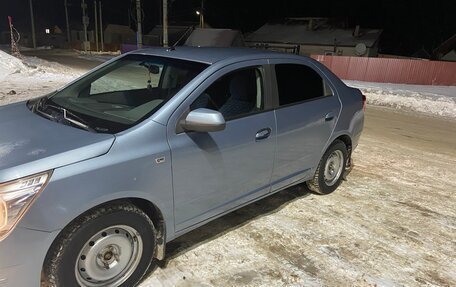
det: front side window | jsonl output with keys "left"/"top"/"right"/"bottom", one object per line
{"left": 31, "top": 54, "right": 208, "bottom": 133}
{"left": 275, "top": 64, "right": 332, "bottom": 106}
{"left": 190, "top": 67, "right": 264, "bottom": 120}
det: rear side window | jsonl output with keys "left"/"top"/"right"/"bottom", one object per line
{"left": 275, "top": 64, "right": 331, "bottom": 106}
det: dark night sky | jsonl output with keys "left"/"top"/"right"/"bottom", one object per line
{"left": 1, "top": 0, "right": 455, "bottom": 56}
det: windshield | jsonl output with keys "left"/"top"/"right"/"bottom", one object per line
{"left": 31, "top": 54, "right": 208, "bottom": 133}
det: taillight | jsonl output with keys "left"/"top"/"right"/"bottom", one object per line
{"left": 362, "top": 94, "right": 366, "bottom": 111}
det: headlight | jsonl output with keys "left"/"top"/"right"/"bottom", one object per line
{"left": 0, "top": 171, "right": 52, "bottom": 241}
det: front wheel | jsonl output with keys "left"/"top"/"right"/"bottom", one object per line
{"left": 43, "top": 202, "right": 156, "bottom": 287}
{"left": 307, "top": 140, "right": 348, "bottom": 195}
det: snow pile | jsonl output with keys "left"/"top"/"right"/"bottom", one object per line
{"left": 0, "top": 50, "right": 83, "bottom": 105}
{"left": 346, "top": 80, "right": 456, "bottom": 119}
{"left": 0, "top": 50, "right": 30, "bottom": 80}
{"left": 0, "top": 49, "right": 81, "bottom": 81}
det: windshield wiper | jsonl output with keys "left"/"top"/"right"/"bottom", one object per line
{"left": 37, "top": 103, "right": 97, "bottom": 133}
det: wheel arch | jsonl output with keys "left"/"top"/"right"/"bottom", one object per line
{"left": 128, "top": 198, "right": 166, "bottom": 260}
{"left": 334, "top": 134, "right": 352, "bottom": 153}
{"left": 331, "top": 134, "right": 354, "bottom": 178}
{"left": 307, "top": 135, "right": 351, "bottom": 195}
{"left": 43, "top": 197, "right": 167, "bottom": 270}
{"left": 323, "top": 133, "right": 353, "bottom": 167}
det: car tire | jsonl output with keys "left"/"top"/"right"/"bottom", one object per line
{"left": 307, "top": 140, "right": 348, "bottom": 195}
{"left": 43, "top": 202, "right": 156, "bottom": 287}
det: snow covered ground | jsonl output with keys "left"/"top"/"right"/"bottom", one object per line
{"left": 0, "top": 49, "right": 82, "bottom": 81}
{"left": 0, "top": 49, "right": 84, "bottom": 105}
{"left": 345, "top": 80, "right": 456, "bottom": 120}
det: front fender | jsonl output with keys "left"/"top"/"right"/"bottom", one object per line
{"left": 17, "top": 123, "right": 174, "bottom": 241}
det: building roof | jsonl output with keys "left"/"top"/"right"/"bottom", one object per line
{"left": 433, "top": 34, "right": 456, "bottom": 58}
{"left": 184, "top": 28, "right": 244, "bottom": 47}
{"left": 245, "top": 23, "right": 382, "bottom": 48}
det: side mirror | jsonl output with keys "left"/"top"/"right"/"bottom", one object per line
{"left": 181, "top": 108, "right": 226, "bottom": 132}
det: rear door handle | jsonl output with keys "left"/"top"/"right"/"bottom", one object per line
{"left": 325, "top": 112, "right": 335, "bottom": 121}
{"left": 255, "top": 128, "right": 272, "bottom": 141}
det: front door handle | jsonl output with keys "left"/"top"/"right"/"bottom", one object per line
{"left": 255, "top": 128, "right": 272, "bottom": 141}
{"left": 325, "top": 112, "right": 335, "bottom": 121}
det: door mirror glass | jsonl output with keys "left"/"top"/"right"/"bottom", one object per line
{"left": 181, "top": 108, "right": 226, "bottom": 132}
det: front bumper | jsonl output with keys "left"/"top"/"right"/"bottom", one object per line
{"left": 0, "top": 226, "right": 59, "bottom": 287}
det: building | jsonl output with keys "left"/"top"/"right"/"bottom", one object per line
{"left": 184, "top": 28, "right": 244, "bottom": 47}
{"left": 103, "top": 24, "right": 136, "bottom": 46}
{"left": 245, "top": 18, "right": 382, "bottom": 57}
{"left": 146, "top": 25, "right": 193, "bottom": 46}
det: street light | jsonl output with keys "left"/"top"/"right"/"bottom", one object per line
{"left": 196, "top": 9, "right": 204, "bottom": 28}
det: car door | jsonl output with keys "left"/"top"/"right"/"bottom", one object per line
{"left": 269, "top": 60, "right": 342, "bottom": 191}
{"left": 167, "top": 61, "right": 276, "bottom": 232}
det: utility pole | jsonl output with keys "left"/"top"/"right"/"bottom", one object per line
{"left": 29, "top": 0, "right": 36, "bottom": 48}
{"left": 136, "top": 0, "right": 143, "bottom": 49}
{"left": 99, "top": 1, "right": 104, "bottom": 51}
{"left": 158, "top": 0, "right": 162, "bottom": 45}
{"left": 64, "top": 0, "right": 71, "bottom": 42}
{"left": 81, "top": 0, "right": 89, "bottom": 51}
{"left": 163, "top": 0, "right": 168, "bottom": 47}
{"left": 201, "top": 0, "right": 204, "bottom": 29}
{"left": 94, "top": 1, "right": 99, "bottom": 51}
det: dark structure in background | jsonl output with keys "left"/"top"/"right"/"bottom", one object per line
{"left": 0, "top": 0, "right": 455, "bottom": 58}
{"left": 245, "top": 18, "right": 382, "bottom": 57}
{"left": 433, "top": 34, "right": 456, "bottom": 61}
{"left": 185, "top": 28, "right": 244, "bottom": 47}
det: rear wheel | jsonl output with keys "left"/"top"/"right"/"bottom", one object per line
{"left": 307, "top": 140, "right": 348, "bottom": 195}
{"left": 43, "top": 202, "right": 156, "bottom": 287}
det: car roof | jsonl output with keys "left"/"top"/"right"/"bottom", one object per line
{"left": 130, "top": 46, "right": 305, "bottom": 65}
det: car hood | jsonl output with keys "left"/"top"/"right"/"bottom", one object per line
{"left": 0, "top": 102, "right": 115, "bottom": 183}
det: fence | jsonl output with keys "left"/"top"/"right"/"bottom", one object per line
{"left": 311, "top": 55, "right": 456, "bottom": 86}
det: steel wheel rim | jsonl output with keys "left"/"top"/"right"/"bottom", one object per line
{"left": 324, "top": 150, "right": 344, "bottom": 186}
{"left": 75, "top": 225, "right": 143, "bottom": 287}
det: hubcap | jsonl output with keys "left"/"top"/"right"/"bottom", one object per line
{"left": 323, "top": 150, "right": 344, "bottom": 186}
{"left": 75, "top": 225, "right": 143, "bottom": 287}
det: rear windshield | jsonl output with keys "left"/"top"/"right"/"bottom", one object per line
{"left": 40, "top": 54, "right": 208, "bottom": 133}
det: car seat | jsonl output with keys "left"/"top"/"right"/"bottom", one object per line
{"left": 219, "top": 71, "right": 256, "bottom": 118}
